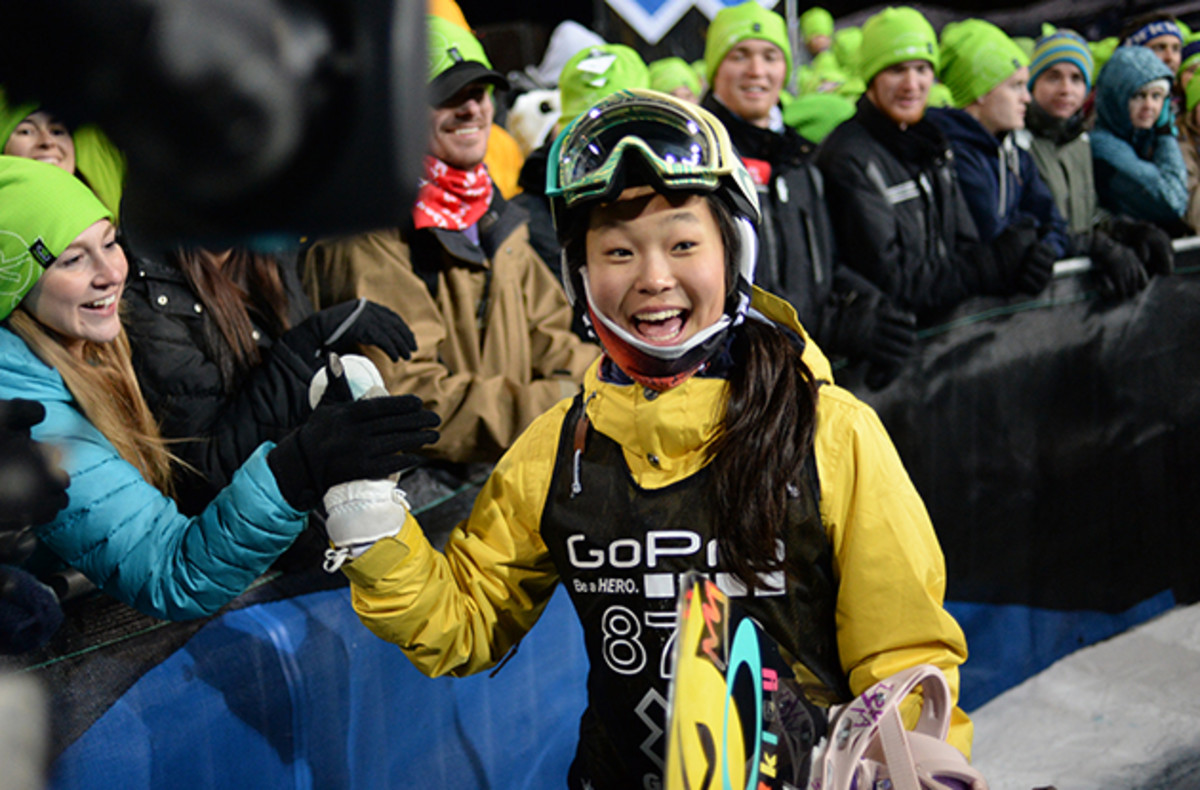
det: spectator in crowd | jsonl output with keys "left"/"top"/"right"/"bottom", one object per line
{"left": 430, "top": 0, "right": 525, "bottom": 199}
{"left": 1177, "top": 73, "right": 1200, "bottom": 230}
{"left": 1121, "top": 12, "right": 1184, "bottom": 76}
{"left": 516, "top": 44, "right": 650, "bottom": 282}
{"left": 648, "top": 57, "right": 702, "bottom": 104}
{"left": 0, "top": 155, "right": 439, "bottom": 620}
{"left": 800, "top": 6, "right": 834, "bottom": 58}
{"left": 1092, "top": 46, "right": 1189, "bottom": 233}
{"left": 1019, "top": 30, "right": 1174, "bottom": 298}
{"left": 317, "top": 91, "right": 972, "bottom": 788}
{"left": 303, "top": 17, "right": 599, "bottom": 465}
{"left": 1, "top": 94, "right": 425, "bottom": 516}
{"left": 0, "top": 90, "right": 125, "bottom": 219}
{"left": 816, "top": 7, "right": 1049, "bottom": 324}
{"left": 122, "top": 247, "right": 419, "bottom": 514}
{"left": 703, "top": 0, "right": 918, "bottom": 388}
{"left": 930, "top": 17, "right": 1067, "bottom": 292}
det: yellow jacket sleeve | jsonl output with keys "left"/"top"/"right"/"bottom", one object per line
{"left": 815, "top": 384, "right": 974, "bottom": 758}
{"left": 341, "top": 399, "right": 572, "bottom": 676}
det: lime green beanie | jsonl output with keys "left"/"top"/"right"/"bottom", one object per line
{"left": 800, "top": 7, "right": 834, "bottom": 40}
{"left": 559, "top": 45, "right": 650, "bottom": 127}
{"left": 832, "top": 26, "right": 863, "bottom": 74}
{"left": 648, "top": 57, "right": 702, "bottom": 99}
{"left": 0, "top": 156, "right": 113, "bottom": 320}
{"left": 1187, "top": 66, "right": 1200, "bottom": 114}
{"left": 859, "top": 7, "right": 938, "bottom": 84}
{"left": 784, "top": 92, "right": 856, "bottom": 142}
{"left": 926, "top": 81, "right": 955, "bottom": 107}
{"left": 704, "top": 1, "right": 792, "bottom": 86}
{"left": 1090, "top": 37, "right": 1119, "bottom": 77}
{"left": 939, "top": 19, "right": 1029, "bottom": 108}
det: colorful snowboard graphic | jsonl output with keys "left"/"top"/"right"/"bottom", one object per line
{"left": 665, "top": 573, "right": 819, "bottom": 790}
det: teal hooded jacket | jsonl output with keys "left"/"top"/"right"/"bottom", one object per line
{"left": 1091, "top": 46, "right": 1188, "bottom": 226}
{"left": 0, "top": 327, "right": 306, "bottom": 620}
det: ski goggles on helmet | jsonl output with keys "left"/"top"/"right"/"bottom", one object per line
{"left": 546, "top": 89, "right": 756, "bottom": 219}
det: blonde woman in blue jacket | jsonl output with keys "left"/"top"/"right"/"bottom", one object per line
{"left": 319, "top": 92, "right": 971, "bottom": 789}
{"left": 0, "top": 156, "right": 439, "bottom": 621}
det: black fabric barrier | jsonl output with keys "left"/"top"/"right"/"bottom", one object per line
{"left": 854, "top": 251, "right": 1200, "bottom": 613}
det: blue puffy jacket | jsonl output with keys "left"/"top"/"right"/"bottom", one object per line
{"left": 928, "top": 107, "right": 1069, "bottom": 259}
{"left": 0, "top": 327, "right": 306, "bottom": 620}
{"left": 1091, "top": 46, "right": 1188, "bottom": 226}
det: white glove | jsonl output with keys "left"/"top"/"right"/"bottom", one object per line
{"left": 321, "top": 479, "right": 411, "bottom": 572}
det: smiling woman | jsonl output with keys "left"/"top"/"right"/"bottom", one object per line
{"left": 0, "top": 155, "right": 440, "bottom": 625}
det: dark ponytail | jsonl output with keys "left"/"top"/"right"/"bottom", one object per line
{"left": 704, "top": 196, "right": 820, "bottom": 590}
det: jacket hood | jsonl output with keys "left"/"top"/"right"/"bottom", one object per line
{"left": 0, "top": 325, "right": 72, "bottom": 404}
{"left": 1095, "top": 46, "right": 1173, "bottom": 140}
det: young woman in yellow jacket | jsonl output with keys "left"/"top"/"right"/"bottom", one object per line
{"left": 320, "top": 90, "right": 972, "bottom": 789}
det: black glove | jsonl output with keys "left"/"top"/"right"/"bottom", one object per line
{"left": 1016, "top": 240, "right": 1057, "bottom": 295}
{"left": 280, "top": 298, "right": 417, "bottom": 364}
{"left": 822, "top": 290, "right": 918, "bottom": 391}
{"left": 1106, "top": 216, "right": 1175, "bottom": 276}
{"left": 267, "top": 360, "right": 440, "bottom": 510}
{"left": 1090, "top": 230, "right": 1149, "bottom": 299}
{"left": 0, "top": 565, "right": 63, "bottom": 655}
{"left": 0, "top": 399, "right": 69, "bottom": 533}
{"left": 974, "top": 218, "right": 1039, "bottom": 295}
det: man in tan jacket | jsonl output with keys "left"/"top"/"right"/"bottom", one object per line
{"left": 303, "top": 17, "right": 599, "bottom": 465}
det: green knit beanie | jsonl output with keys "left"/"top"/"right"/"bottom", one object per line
{"left": 939, "top": 19, "right": 1029, "bottom": 108}
{"left": 783, "top": 92, "right": 856, "bottom": 142}
{"left": 1090, "top": 37, "right": 1119, "bottom": 77}
{"left": 559, "top": 45, "right": 651, "bottom": 127}
{"left": 1187, "top": 67, "right": 1200, "bottom": 114}
{"left": 704, "top": 1, "right": 793, "bottom": 86}
{"left": 0, "top": 156, "right": 112, "bottom": 320}
{"left": 800, "top": 7, "right": 834, "bottom": 40}
{"left": 648, "top": 57, "right": 703, "bottom": 99}
{"left": 832, "top": 26, "right": 863, "bottom": 74}
{"left": 859, "top": 7, "right": 938, "bottom": 84}
{"left": 927, "top": 81, "right": 955, "bottom": 107}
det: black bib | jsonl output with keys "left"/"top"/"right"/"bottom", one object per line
{"left": 541, "top": 393, "right": 849, "bottom": 789}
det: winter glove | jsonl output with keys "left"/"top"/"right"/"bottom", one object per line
{"left": 0, "top": 400, "right": 69, "bottom": 533}
{"left": 1090, "top": 230, "right": 1149, "bottom": 299}
{"left": 267, "top": 357, "right": 440, "bottom": 511}
{"left": 1105, "top": 216, "right": 1175, "bottom": 276}
{"left": 972, "top": 217, "right": 1039, "bottom": 295}
{"left": 1016, "top": 240, "right": 1057, "bottom": 295}
{"left": 321, "top": 480, "right": 412, "bottom": 572}
{"left": 822, "top": 290, "right": 918, "bottom": 368}
{"left": 0, "top": 565, "right": 63, "bottom": 655}
{"left": 279, "top": 297, "right": 417, "bottom": 364}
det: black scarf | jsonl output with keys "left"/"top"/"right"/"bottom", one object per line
{"left": 1025, "top": 100, "right": 1087, "bottom": 146}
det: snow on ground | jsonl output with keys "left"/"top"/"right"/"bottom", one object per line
{"left": 970, "top": 603, "right": 1200, "bottom": 790}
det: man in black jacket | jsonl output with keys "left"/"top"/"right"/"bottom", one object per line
{"left": 815, "top": 6, "right": 1049, "bottom": 323}
{"left": 701, "top": 1, "right": 916, "bottom": 388}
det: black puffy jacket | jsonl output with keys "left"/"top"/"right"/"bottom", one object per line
{"left": 123, "top": 254, "right": 315, "bottom": 514}
{"left": 815, "top": 97, "right": 988, "bottom": 320}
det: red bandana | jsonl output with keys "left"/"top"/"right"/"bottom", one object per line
{"left": 412, "top": 156, "right": 494, "bottom": 231}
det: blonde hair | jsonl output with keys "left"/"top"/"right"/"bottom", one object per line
{"left": 8, "top": 308, "right": 176, "bottom": 496}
